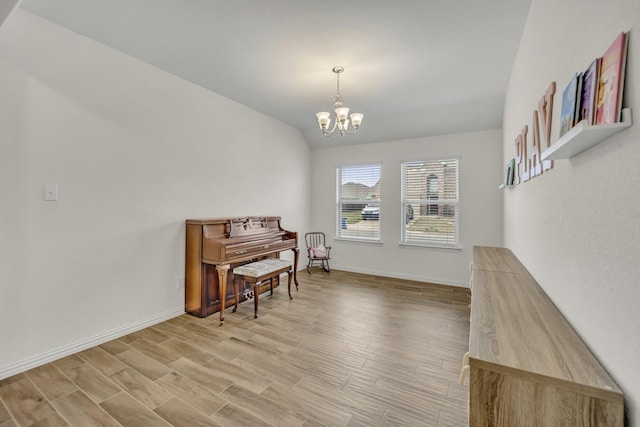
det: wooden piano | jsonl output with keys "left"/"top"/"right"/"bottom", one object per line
{"left": 185, "top": 216, "right": 299, "bottom": 323}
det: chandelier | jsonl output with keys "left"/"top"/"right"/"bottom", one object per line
{"left": 316, "top": 66, "right": 364, "bottom": 137}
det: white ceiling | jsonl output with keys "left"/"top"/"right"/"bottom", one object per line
{"left": 17, "top": 0, "right": 531, "bottom": 147}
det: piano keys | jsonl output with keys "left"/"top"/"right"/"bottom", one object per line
{"left": 185, "top": 216, "right": 299, "bottom": 323}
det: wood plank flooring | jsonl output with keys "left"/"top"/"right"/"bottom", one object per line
{"left": 0, "top": 270, "right": 471, "bottom": 426}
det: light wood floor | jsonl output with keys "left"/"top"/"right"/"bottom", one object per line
{"left": 0, "top": 270, "right": 471, "bottom": 427}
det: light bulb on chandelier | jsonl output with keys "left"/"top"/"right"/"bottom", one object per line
{"left": 316, "top": 66, "right": 364, "bottom": 137}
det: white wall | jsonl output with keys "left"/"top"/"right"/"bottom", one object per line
{"left": 0, "top": 9, "right": 310, "bottom": 377}
{"left": 503, "top": 0, "right": 640, "bottom": 423}
{"left": 310, "top": 129, "right": 504, "bottom": 286}
{"left": 0, "top": 0, "right": 19, "bottom": 26}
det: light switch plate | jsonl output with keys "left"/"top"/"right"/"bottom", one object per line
{"left": 44, "top": 184, "right": 58, "bottom": 201}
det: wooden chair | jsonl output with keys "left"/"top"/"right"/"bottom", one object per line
{"left": 305, "top": 232, "right": 331, "bottom": 273}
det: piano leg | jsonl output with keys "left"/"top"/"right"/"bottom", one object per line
{"left": 216, "top": 264, "right": 230, "bottom": 325}
{"left": 253, "top": 283, "right": 259, "bottom": 318}
{"left": 292, "top": 247, "right": 300, "bottom": 290}
{"left": 232, "top": 276, "right": 239, "bottom": 314}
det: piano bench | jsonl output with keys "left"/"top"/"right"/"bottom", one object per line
{"left": 232, "top": 259, "right": 293, "bottom": 319}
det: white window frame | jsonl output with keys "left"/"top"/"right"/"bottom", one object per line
{"left": 401, "top": 158, "right": 460, "bottom": 249}
{"left": 336, "top": 163, "right": 382, "bottom": 242}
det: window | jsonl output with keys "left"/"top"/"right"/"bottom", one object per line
{"left": 401, "top": 159, "right": 459, "bottom": 248}
{"left": 336, "top": 164, "right": 381, "bottom": 241}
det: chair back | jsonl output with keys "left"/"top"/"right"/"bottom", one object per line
{"left": 305, "top": 232, "right": 326, "bottom": 252}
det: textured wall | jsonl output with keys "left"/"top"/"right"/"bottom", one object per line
{"left": 0, "top": 9, "right": 310, "bottom": 376}
{"left": 311, "top": 129, "right": 504, "bottom": 286}
{"left": 503, "top": 0, "right": 640, "bottom": 423}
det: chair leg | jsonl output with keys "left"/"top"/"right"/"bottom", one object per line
{"left": 307, "top": 259, "right": 312, "bottom": 274}
{"left": 323, "top": 260, "right": 330, "bottom": 273}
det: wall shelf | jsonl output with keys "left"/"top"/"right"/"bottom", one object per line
{"left": 541, "top": 108, "right": 632, "bottom": 160}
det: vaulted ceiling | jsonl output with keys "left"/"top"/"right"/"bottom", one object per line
{"left": 15, "top": 0, "right": 532, "bottom": 147}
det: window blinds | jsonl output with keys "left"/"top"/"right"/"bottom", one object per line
{"left": 401, "top": 159, "right": 459, "bottom": 248}
{"left": 337, "top": 164, "right": 381, "bottom": 241}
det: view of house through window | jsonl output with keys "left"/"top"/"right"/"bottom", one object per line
{"left": 401, "top": 159, "right": 459, "bottom": 248}
{"left": 336, "top": 164, "right": 381, "bottom": 241}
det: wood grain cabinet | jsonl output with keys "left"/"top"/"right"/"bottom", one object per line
{"left": 468, "top": 246, "right": 623, "bottom": 426}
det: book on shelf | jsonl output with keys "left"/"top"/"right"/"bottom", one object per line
{"left": 559, "top": 73, "right": 581, "bottom": 137}
{"left": 508, "top": 158, "right": 515, "bottom": 186}
{"left": 580, "top": 58, "right": 600, "bottom": 125}
{"left": 503, "top": 159, "right": 515, "bottom": 187}
{"left": 573, "top": 72, "right": 583, "bottom": 126}
{"left": 596, "top": 31, "right": 629, "bottom": 125}
{"left": 504, "top": 164, "right": 511, "bottom": 187}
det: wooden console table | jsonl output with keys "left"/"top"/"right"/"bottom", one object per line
{"left": 469, "top": 246, "right": 623, "bottom": 426}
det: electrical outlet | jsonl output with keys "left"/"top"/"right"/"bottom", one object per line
{"left": 44, "top": 184, "right": 59, "bottom": 201}
{"left": 177, "top": 276, "right": 185, "bottom": 289}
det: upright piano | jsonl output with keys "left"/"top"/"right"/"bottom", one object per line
{"left": 185, "top": 216, "right": 299, "bottom": 322}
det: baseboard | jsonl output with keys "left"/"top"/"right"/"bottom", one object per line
{"left": 330, "top": 264, "right": 469, "bottom": 288}
{"left": 0, "top": 306, "right": 185, "bottom": 380}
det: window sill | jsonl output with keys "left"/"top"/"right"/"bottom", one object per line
{"left": 334, "top": 237, "right": 383, "bottom": 245}
{"left": 399, "top": 242, "right": 462, "bottom": 251}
